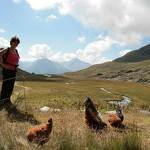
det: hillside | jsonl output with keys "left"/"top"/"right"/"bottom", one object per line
{"left": 0, "top": 68, "right": 68, "bottom": 82}
{"left": 19, "top": 58, "right": 68, "bottom": 74}
{"left": 65, "top": 44, "right": 150, "bottom": 84}
{"left": 114, "top": 44, "right": 150, "bottom": 62}
{"left": 16, "top": 68, "right": 48, "bottom": 81}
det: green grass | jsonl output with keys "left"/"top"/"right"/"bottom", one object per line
{"left": 0, "top": 110, "right": 149, "bottom": 150}
{"left": 0, "top": 79, "right": 150, "bottom": 149}
{"left": 13, "top": 79, "right": 150, "bottom": 110}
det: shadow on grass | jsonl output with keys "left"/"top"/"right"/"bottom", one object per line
{"left": 5, "top": 104, "right": 40, "bottom": 125}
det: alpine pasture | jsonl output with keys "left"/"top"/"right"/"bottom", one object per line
{"left": 0, "top": 79, "right": 150, "bottom": 150}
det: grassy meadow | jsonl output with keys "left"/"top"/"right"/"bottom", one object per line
{"left": 0, "top": 79, "right": 150, "bottom": 150}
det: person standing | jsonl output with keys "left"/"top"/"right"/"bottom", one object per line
{"left": 0, "top": 36, "right": 20, "bottom": 109}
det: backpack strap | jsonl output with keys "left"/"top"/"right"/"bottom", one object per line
{"left": 15, "top": 49, "right": 20, "bottom": 59}
{"left": 2, "top": 47, "right": 10, "bottom": 64}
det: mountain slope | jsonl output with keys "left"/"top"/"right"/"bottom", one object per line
{"left": 65, "top": 60, "right": 150, "bottom": 83}
{"left": 20, "top": 58, "right": 69, "bottom": 74}
{"left": 0, "top": 67, "right": 48, "bottom": 81}
{"left": 114, "top": 44, "right": 150, "bottom": 62}
{"left": 65, "top": 44, "right": 150, "bottom": 83}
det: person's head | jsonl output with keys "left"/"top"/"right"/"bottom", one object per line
{"left": 10, "top": 36, "right": 20, "bottom": 49}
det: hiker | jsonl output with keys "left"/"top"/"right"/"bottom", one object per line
{"left": 0, "top": 36, "right": 20, "bottom": 109}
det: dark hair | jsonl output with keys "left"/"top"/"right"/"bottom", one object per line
{"left": 10, "top": 36, "right": 20, "bottom": 44}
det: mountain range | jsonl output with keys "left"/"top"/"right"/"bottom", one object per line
{"left": 19, "top": 58, "right": 91, "bottom": 74}
{"left": 65, "top": 44, "right": 150, "bottom": 84}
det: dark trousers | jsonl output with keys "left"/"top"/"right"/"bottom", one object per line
{"left": 0, "top": 68, "right": 16, "bottom": 104}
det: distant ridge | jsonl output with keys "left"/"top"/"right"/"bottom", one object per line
{"left": 19, "top": 58, "right": 91, "bottom": 74}
{"left": 114, "top": 44, "right": 150, "bottom": 62}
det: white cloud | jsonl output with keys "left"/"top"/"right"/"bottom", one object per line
{"left": 25, "top": 0, "right": 60, "bottom": 10}
{"left": 27, "top": 36, "right": 116, "bottom": 64}
{"left": 78, "top": 35, "right": 86, "bottom": 43}
{"left": 20, "top": 55, "right": 36, "bottom": 62}
{"left": 0, "top": 28, "right": 6, "bottom": 33}
{"left": 0, "top": 37, "right": 9, "bottom": 48}
{"left": 58, "top": 0, "right": 150, "bottom": 45}
{"left": 47, "top": 14, "right": 58, "bottom": 21}
{"left": 76, "top": 36, "right": 117, "bottom": 64}
{"left": 25, "top": 0, "right": 150, "bottom": 45}
{"left": 50, "top": 52, "right": 76, "bottom": 62}
{"left": 119, "top": 49, "right": 132, "bottom": 56}
{"left": 95, "top": 57, "right": 112, "bottom": 64}
{"left": 28, "top": 44, "right": 53, "bottom": 59}
{"left": 50, "top": 36, "right": 117, "bottom": 64}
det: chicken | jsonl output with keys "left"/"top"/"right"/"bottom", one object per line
{"left": 27, "top": 118, "right": 52, "bottom": 145}
{"left": 108, "top": 105, "right": 124, "bottom": 128}
{"left": 84, "top": 97, "right": 107, "bottom": 132}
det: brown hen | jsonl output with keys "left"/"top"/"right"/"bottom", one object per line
{"left": 27, "top": 118, "right": 52, "bottom": 145}
{"left": 84, "top": 97, "right": 107, "bottom": 132}
{"left": 108, "top": 105, "right": 124, "bottom": 128}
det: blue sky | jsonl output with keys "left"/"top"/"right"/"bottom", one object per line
{"left": 0, "top": 0, "right": 150, "bottom": 64}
